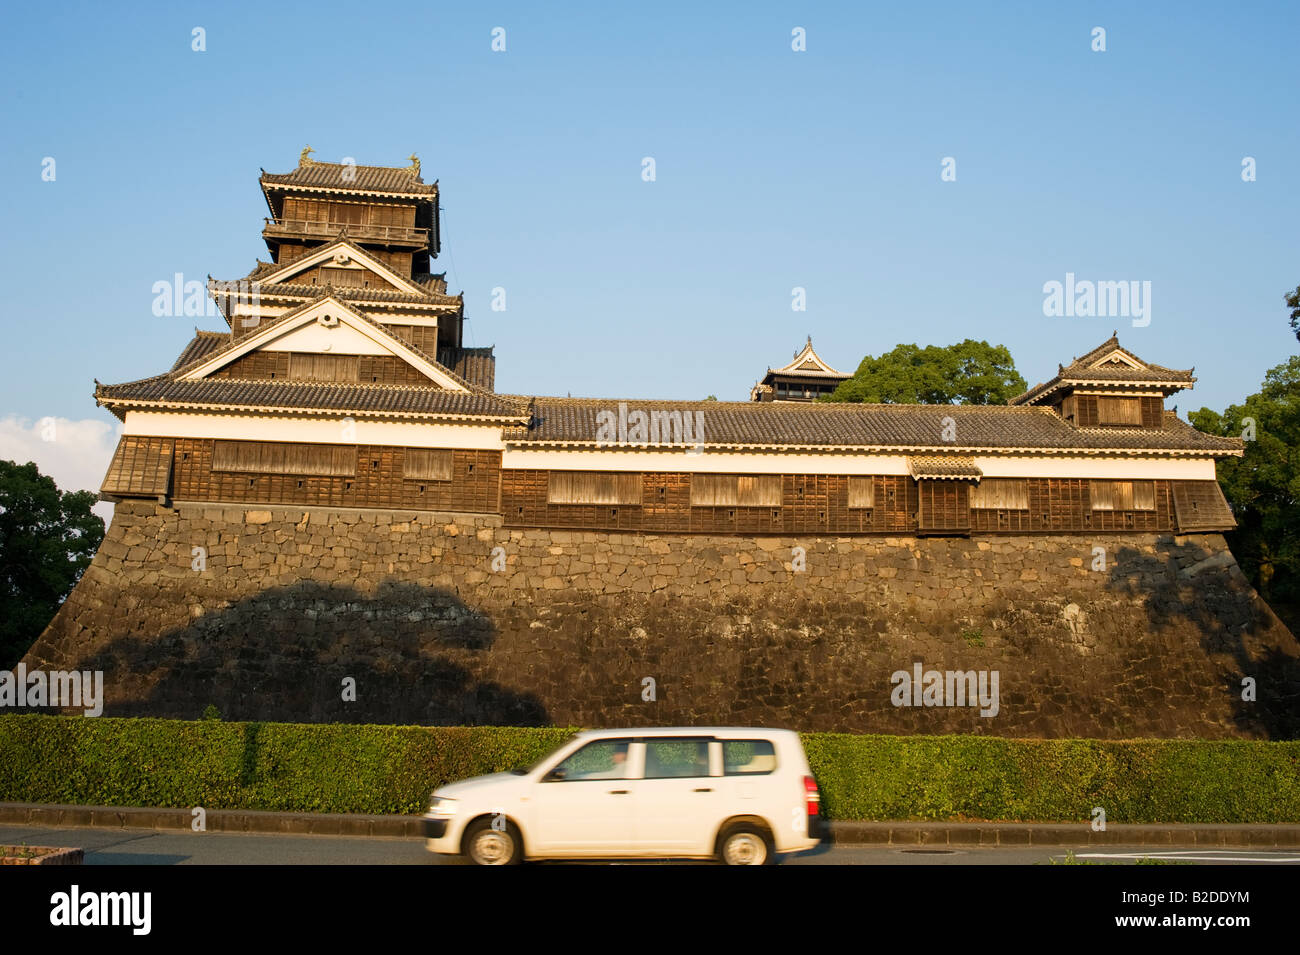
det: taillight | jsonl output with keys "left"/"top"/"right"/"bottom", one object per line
{"left": 803, "top": 775, "right": 820, "bottom": 816}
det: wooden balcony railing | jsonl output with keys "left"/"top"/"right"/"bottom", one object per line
{"left": 263, "top": 217, "right": 429, "bottom": 245}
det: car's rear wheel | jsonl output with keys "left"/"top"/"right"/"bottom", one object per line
{"left": 718, "top": 825, "right": 773, "bottom": 866}
{"left": 463, "top": 818, "right": 523, "bottom": 865}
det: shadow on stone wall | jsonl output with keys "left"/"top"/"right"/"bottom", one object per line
{"left": 1104, "top": 540, "right": 1300, "bottom": 739}
{"left": 75, "top": 580, "right": 549, "bottom": 726}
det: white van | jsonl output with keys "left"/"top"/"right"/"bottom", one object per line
{"left": 423, "top": 727, "right": 823, "bottom": 865}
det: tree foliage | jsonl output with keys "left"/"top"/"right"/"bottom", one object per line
{"left": 1287, "top": 285, "right": 1300, "bottom": 343}
{"left": 1189, "top": 356, "right": 1300, "bottom": 601}
{"left": 0, "top": 460, "right": 105, "bottom": 667}
{"left": 822, "top": 340, "right": 1027, "bottom": 405}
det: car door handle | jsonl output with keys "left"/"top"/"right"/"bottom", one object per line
{"left": 608, "top": 789, "right": 629, "bottom": 795}
{"left": 694, "top": 788, "right": 714, "bottom": 793}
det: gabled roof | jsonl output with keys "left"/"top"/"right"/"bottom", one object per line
{"left": 96, "top": 295, "right": 522, "bottom": 422}
{"left": 234, "top": 237, "right": 435, "bottom": 296}
{"left": 208, "top": 239, "right": 462, "bottom": 324}
{"left": 504, "top": 397, "right": 1243, "bottom": 456}
{"left": 1011, "top": 334, "right": 1196, "bottom": 405}
{"left": 174, "top": 295, "right": 474, "bottom": 392}
{"left": 765, "top": 338, "right": 848, "bottom": 379}
{"left": 260, "top": 154, "right": 437, "bottom": 199}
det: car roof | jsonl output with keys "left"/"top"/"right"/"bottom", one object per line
{"left": 572, "top": 727, "right": 798, "bottom": 740}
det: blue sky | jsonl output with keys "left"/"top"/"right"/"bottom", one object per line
{"left": 1, "top": 1, "right": 1297, "bottom": 491}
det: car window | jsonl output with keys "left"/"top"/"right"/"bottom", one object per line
{"left": 723, "top": 739, "right": 777, "bottom": 775}
{"left": 643, "top": 738, "right": 711, "bottom": 779}
{"left": 550, "top": 739, "right": 633, "bottom": 780}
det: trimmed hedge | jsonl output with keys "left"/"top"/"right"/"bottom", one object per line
{"left": 1, "top": 716, "right": 1297, "bottom": 822}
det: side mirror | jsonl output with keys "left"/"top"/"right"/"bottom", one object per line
{"left": 543, "top": 767, "right": 567, "bottom": 782}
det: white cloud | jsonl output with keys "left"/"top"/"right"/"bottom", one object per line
{"left": 0, "top": 414, "right": 121, "bottom": 522}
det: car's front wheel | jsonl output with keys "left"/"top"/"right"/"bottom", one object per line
{"left": 463, "top": 818, "right": 523, "bottom": 865}
{"left": 717, "top": 824, "right": 774, "bottom": 866}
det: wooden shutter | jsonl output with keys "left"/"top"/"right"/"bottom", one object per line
{"left": 403, "top": 449, "right": 454, "bottom": 481}
{"left": 690, "top": 474, "right": 780, "bottom": 507}
{"left": 548, "top": 472, "right": 642, "bottom": 505}
{"left": 101, "top": 436, "right": 174, "bottom": 497}
{"left": 1097, "top": 397, "right": 1143, "bottom": 426}
{"left": 1171, "top": 481, "right": 1235, "bottom": 531}
{"left": 847, "top": 476, "right": 875, "bottom": 509}
{"left": 969, "top": 478, "right": 1029, "bottom": 510}
{"left": 288, "top": 353, "right": 360, "bottom": 381}
{"left": 1091, "top": 480, "right": 1154, "bottom": 511}
{"left": 212, "top": 441, "right": 356, "bottom": 476}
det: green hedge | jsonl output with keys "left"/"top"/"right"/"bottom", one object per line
{"left": 1, "top": 716, "right": 1297, "bottom": 822}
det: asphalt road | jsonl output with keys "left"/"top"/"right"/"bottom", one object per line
{"left": 3, "top": 825, "right": 1299, "bottom": 865}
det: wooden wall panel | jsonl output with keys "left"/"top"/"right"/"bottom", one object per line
{"left": 1141, "top": 396, "right": 1164, "bottom": 428}
{"left": 211, "top": 352, "right": 291, "bottom": 379}
{"left": 208, "top": 351, "right": 432, "bottom": 385}
{"left": 155, "top": 447, "right": 1188, "bottom": 535}
{"left": 172, "top": 440, "right": 499, "bottom": 513}
{"left": 502, "top": 471, "right": 919, "bottom": 535}
{"left": 283, "top": 265, "right": 398, "bottom": 290}
{"left": 357, "top": 356, "right": 432, "bottom": 385}
{"left": 640, "top": 472, "right": 692, "bottom": 532}
{"left": 383, "top": 324, "right": 439, "bottom": 356}
{"left": 917, "top": 482, "right": 971, "bottom": 534}
{"left": 1075, "top": 396, "right": 1099, "bottom": 427}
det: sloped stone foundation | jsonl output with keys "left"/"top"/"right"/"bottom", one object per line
{"left": 21, "top": 501, "right": 1300, "bottom": 737}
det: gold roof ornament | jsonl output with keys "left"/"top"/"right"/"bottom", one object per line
{"left": 299, "top": 145, "right": 315, "bottom": 166}
{"left": 408, "top": 153, "right": 421, "bottom": 177}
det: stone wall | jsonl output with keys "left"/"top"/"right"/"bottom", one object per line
{"left": 21, "top": 501, "right": 1300, "bottom": 738}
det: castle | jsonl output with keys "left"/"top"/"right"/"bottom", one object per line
{"left": 24, "top": 153, "right": 1299, "bottom": 737}
{"left": 94, "top": 153, "right": 1239, "bottom": 538}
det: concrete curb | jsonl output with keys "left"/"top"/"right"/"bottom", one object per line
{"left": 0, "top": 803, "right": 423, "bottom": 838}
{"left": 2, "top": 804, "right": 1298, "bottom": 847}
{"left": 829, "top": 821, "right": 1300, "bottom": 848}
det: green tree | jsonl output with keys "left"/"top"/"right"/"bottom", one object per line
{"left": 0, "top": 460, "right": 105, "bottom": 667}
{"left": 1286, "top": 285, "right": 1300, "bottom": 343}
{"left": 821, "top": 339, "right": 1027, "bottom": 405}
{"left": 1189, "top": 356, "right": 1300, "bottom": 601}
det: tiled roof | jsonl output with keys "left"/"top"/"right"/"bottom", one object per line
{"left": 504, "top": 397, "right": 1243, "bottom": 455}
{"left": 412, "top": 273, "right": 449, "bottom": 294}
{"left": 212, "top": 280, "right": 461, "bottom": 308}
{"left": 438, "top": 346, "right": 496, "bottom": 392}
{"left": 169, "top": 331, "right": 229, "bottom": 371}
{"left": 1012, "top": 335, "right": 1195, "bottom": 405}
{"left": 96, "top": 375, "right": 526, "bottom": 421}
{"left": 909, "top": 455, "right": 983, "bottom": 479}
{"left": 260, "top": 161, "right": 437, "bottom": 197}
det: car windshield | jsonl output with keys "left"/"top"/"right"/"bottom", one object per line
{"left": 511, "top": 733, "right": 581, "bottom": 774}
